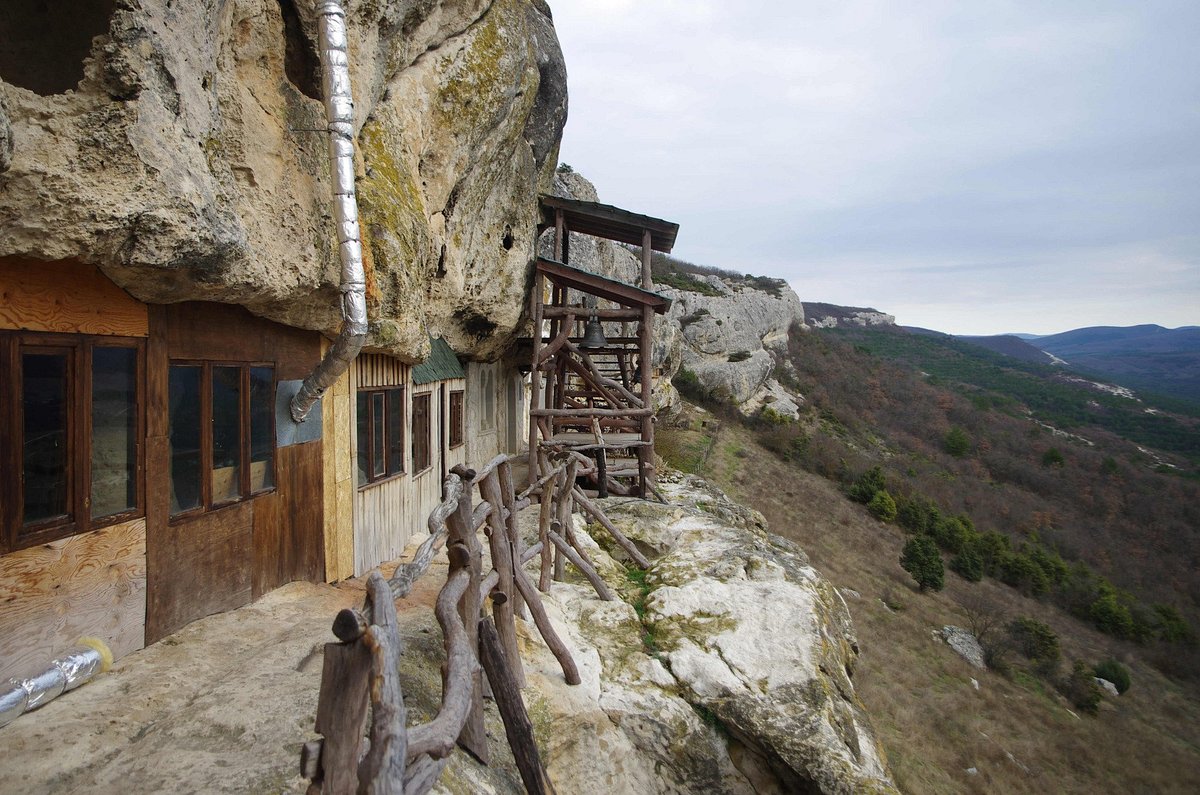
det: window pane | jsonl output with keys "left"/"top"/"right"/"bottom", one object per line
{"left": 449, "top": 390, "right": 464, "bottom": 448}
{"left": 169, "top": 365, "right": 202, "bottom": 514}
{"left": 412, "top": 393, "right": 430, "bottom": 472}
{"left": 371, "top": 392, "right": 386, "bottom": 478}
{"left": 387, "top": 388, "right": 403, "bottom": 474}
{"left": 211, "top": 366, "right": 242, "bottom": 503}
{"left": 91, "top": 347, "right": 137, "bottom": 519}
{"left": 356, "top": 391, "right": 370, "bottom": 486}
{"left": 22, "top": 351, "right": 69, "bottom": 524}
{"left": 249, "top": 366, "right": 275, "bottom": 492}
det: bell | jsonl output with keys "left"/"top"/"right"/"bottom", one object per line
{"left": 581, "top": 316, "right": 608, "bottom": 349}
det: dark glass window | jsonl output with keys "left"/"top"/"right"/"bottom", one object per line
{"left": 357, "top": 387, "right": 404, "bottom": 487}
{"left": 168, "top": 365, "right": 202, "bottom": 515}
{"left": 22, "top": 350, "right": 70, "bottom": 525}
{"left": 249, "top": 367, "right": 275, "bottom": 493}
{"left": 168, "top": 361, "right": 274, "bottom": 518}
{"left": 3, "top": 333, "right": 144, "bottom": 552}
{"left": 412, "top": 393, "right": 431, "bottom": 472}
{"left": 91, "top": 346, "right": 137, "bottom": 519}
{"left": 449, "top": 390, "right": 464, "bottom": 449}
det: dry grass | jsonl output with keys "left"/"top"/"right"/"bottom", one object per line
{"left": 659, "top": 414, "right": 1200, "bottom": 794}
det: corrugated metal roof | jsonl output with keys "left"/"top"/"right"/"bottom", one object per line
{"left": 412, "top": 337, "right": 465, "bottom": 385}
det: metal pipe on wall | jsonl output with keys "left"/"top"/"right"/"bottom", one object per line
{"left": 290, "top": 0, "right": 369, "bottom": 423}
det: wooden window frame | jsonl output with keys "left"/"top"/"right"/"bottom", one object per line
{"left": 167, "top": 360, "right": 275, "bottom": 522}
{"left": 448, "top": 389, "right": 465, "bottom": 449}
{"left": 411, "top": 391, "right": 432, "bottom": 475}
{"left": 357, "top": 386, "right": 405, "bottom": 489}
{"left": 1, "top": 331, "right": 146, "bottom": 553}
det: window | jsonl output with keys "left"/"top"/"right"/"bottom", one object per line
{"left": 449, "top": 390, "right": 464, "bottom": 448}
{"left": 356, "top": 387, "right": 404, "bottom": 487}
{"left": 168, "top": 362, "right": 274, "bottom": 517}
{"left": 1, "top": 332, "right": 143, "bottom": 552}
{"left": 412, "top": 393, "right": 431, "bottom": 473}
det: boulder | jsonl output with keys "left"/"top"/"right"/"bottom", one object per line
{"left": 0, "top": 0, "right": 566, "bottom": 361}
{"left": 1094, "top": 677, "right": 1120, "bottom": 697}
{"left": 940, "top": 626, "right": 987, "bottom": 670}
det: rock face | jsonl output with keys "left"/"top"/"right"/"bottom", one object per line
{"left": 665, "top": 282, "right": 806, "bottom": 416}
{"left": 940, "top": 626, "right": 987, "bottom": 670}
{"left": 0, "top": 0, "right": 566, "bottom": 361}
{"left": 502, "top": 473, "right": 897, "bottom": 794}
{"left": 803, "top": 302, "right": 896, "bottom": 329}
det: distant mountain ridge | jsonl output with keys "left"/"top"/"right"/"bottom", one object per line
{"left": 803, "top": 302, "right": 895, "bottom": 329}
{"left": 1026, "top": 325, "right": 1200, "bottom": 403}
{"left": 955, "top": 334, "right": 1063, "bottom": 366}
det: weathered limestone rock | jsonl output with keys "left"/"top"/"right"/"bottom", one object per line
{"left": 1094, "top": 677, "right": 1120, "bottom": 697}
{"left": 940, "top": 626, "right": 987, "bottom": 670}
{"left": 547, "top": 473, "right": 897, "bottom": 794}
{"left": 0, "top": 0, "right": 566, "bottom": 361}
{"left": 665, "top": 280, "right": 806, "bottom": 411}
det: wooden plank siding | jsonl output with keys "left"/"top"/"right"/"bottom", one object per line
{"left": 350, "top": 354, "right": 471, "bottom": 575}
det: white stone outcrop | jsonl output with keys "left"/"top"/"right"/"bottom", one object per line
{"left": 0, "top": 0, "right": 567, "bottom": 361}
{"left": 940, "top": 626, "right": 987, "bottom": 670}
{"left": 501, "top": 473, "right": 897, "bottom": 793}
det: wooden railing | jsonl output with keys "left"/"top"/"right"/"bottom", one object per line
{"left": 301, "top": 451, "right": 642, "bottom": 794}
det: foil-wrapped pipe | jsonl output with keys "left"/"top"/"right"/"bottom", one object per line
{"left": 0, "top": 681, "right": 28, "bottom": 728}
{"left": 20, "top": 666, "right": 67, "bottom": 711}
{"left": 290, "top": 0, "right": 368, "bottom": 423}
{"left": 55, "top": 644, "right": 106, "bottom": 691}
{"left": 0, "top": 639, "right": 110, "bottom": 728}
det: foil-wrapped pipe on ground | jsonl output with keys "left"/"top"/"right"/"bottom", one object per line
{"left": 0, "top": 639, "right": 111, "bottom": 729}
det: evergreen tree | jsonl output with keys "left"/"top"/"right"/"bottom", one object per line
{"left": 900, "top": 536, "right": 945, "bottom": 592}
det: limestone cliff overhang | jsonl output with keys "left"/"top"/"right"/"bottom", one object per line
{"left": 537, "top": 195, "right": 679, "bottom": 253}
{"left": 535, "top": 257, "right": 672, "bottom": 314}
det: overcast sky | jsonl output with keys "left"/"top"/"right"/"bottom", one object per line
{"left": 549, "top": 0, "right": 1200, "bottom": 335}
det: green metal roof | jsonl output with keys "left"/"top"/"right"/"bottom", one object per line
{"left": 412, "top": 337, "right": 466, "bottom": 385}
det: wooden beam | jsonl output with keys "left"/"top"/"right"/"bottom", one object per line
{"left": 642, "top": 228, "right": 653, "bottom": 290}
{"left": 543, "top": 306, "right": 642, "bottom": 320}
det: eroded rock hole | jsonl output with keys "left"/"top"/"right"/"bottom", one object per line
{"left": 0, "top": 0, "right": 116, "bottom": 95}
{"left": 279, "top": 0, "right": 320, "bottom": 100}
{"left": 501, "top": 225, "right": 514, "bottom": 250}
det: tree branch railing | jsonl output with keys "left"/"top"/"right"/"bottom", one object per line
{"left": 302, "top": 450, "right": 632, "bottom": 794}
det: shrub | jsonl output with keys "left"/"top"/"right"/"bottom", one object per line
{"left": 1090, "top": 590, "right": 1135, "bottom": 639}
{"left": 931, "top": 515, "right": 973, "bottom": 553}
{"left": 868, "top": 490, "right": 898, "bottom": 522}
{"left": 760, "top": 406, "right": 791, "bottom": 425}
{"left": 900, "top": 536, "right": 944, "bottom": 592}
{"left": 1042, "top": 447, "right": 1065, "bottom": 467}
{"left": 976, "top": 531, "right": 1011, "bottom": 576}
{"left": 1151, "top": 604, "right": 1196, "bottom": 644}
{"left": 950, "top": 546, "right": 984, "bottom": 582}
{"left": 1060, "top": 660, "right": 1103, "bottom": 714}
{"left": 1093, "top": 659, "right": 1131, "bottom": 694}
{"left": 944, "top": 426, "right": 971, "bottom": 457}
{"left": 848, "top": 466, "right": 886, "bottom": 504}
{"left": 896, "top": 494, "right": 939, "bottom": 535}
{"left": 1008, "top": 617, "right": 1060, "bottom": 671}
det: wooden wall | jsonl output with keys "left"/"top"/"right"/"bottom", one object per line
{"left": 0, "top": 519, "right": 145, "bottom": 682}
{"left": 349, "top": 354, "right": 469, "bottom": 576}
{"left": 466, "top": 361, "right": 525, "bottom": 465}
{"left": 0, "top": 260, "right": 149, "bottom": 677}
{"left": 145, "top": 303, "right": 325, "bottom": 643}
{"left": 322, "top": 362, "right": 356, "bottom": 583}
{"left": 0, "top": 256, "right": 148, "bottom": 337}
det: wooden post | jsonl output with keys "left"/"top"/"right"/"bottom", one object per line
{"left": 447, "top": 481, "right": 487, "bottom": 764}
{"left": 536, "top": 453, "right": 556, "bottom": 592}
{"left": 553, "top": 460, "right": 576, "bottom": 581}
{"left": 528, "top": 270, "right": 545, "bottom": 487}
{"left": 479, "top": 471, "right": 525, "bottom": 687}
{"left": 357, "top": 574, "right": 407, "bottom": 793}
{"left": 478, "top": 618, "right": 552, "bottom": 795}
{"left": 641, "top": 228, "right": 653, "bottom": 290}
{"left": 547, "top": 523, "right": 613, "bottom": 601}
{"left": 639, "top": 303, "right": 654, "bottom": 499}
{"left": 512, "top": 565, "right": 580, "bottom": 685}
{"left": 573, "top": 486, "right": 650, "bottom": 569}
{"left": 498, "top": 459, "right": 527, "bottom": 620}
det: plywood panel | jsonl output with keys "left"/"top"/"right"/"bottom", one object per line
{"left": 0, "top": 257, "right": 148, "bottom": 337}
{"left": 322, "top": 366, "right": 354, "bottom": 582}
{"left": 0, "top": 518, "right": 146, "bottom": 681}
{"left": 276, "top": 440, "right": 325, "bottom": 586}
{"left": 145, "top": 501, "right": 253, "bottom": 643}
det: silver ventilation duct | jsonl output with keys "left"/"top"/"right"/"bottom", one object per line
{"left": 290, "top": 0, "right": 369, "bottom": 423}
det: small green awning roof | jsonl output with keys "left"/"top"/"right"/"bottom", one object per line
{"left": 412, "top": 337, "right": 466, "bottom": 385}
